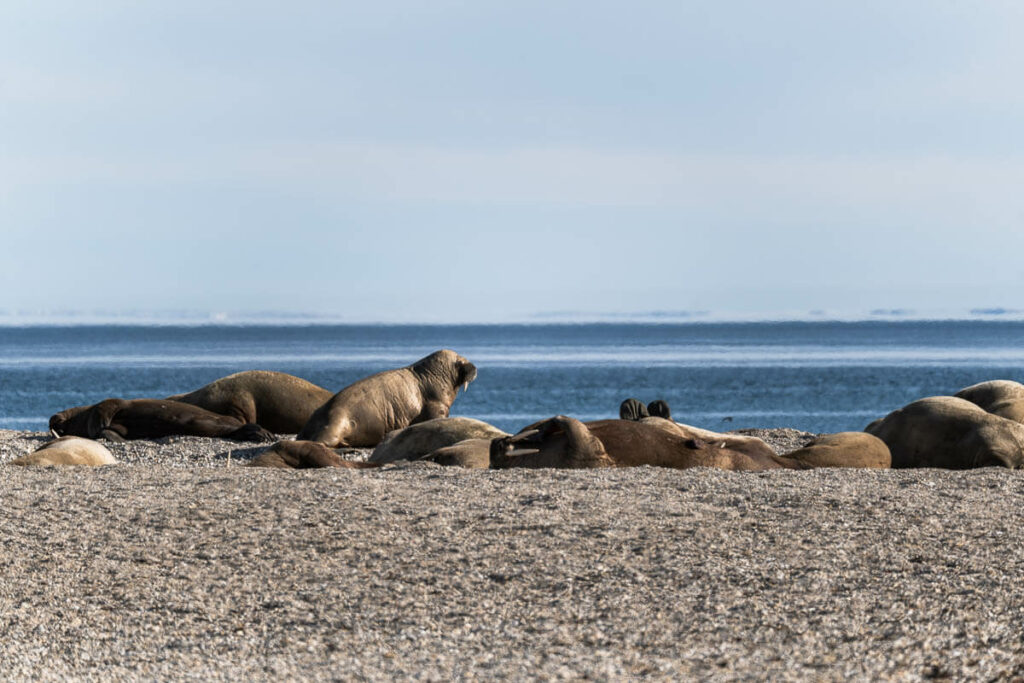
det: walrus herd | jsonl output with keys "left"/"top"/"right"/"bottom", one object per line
{"left": 14, "top": 351, "right": 1024, "bottom": 472}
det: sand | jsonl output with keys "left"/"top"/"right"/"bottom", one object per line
{"left": 1, "top": 428, "right": 1023, "bottom": 681}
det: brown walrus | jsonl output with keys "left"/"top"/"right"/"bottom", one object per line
{"left": 247, "top": 440, "right": 380, "bottom": 469}
{"left": 49, "top": 399, "right": 275, "bottom": 442}
{"left": 865, "top": 396, "right": 1024, "bottom": 468}
{"left": 9, "top": 436, "right": 117, "bottom": 466}
{"left": 369, "top": 417, "right": 508, "bottom": 464}
{"left": 638, "top": 416, "right": 778, "bottom": 459}
{"left": 489, "top": 416, "right": 800, "bottom": 471}
{"left": 296, "top": 349, "right": 477, "bottom": 447}
{"left": 782, "top": 432, "right": 890, "bottom": 469}
{"left": 421, "top": 438, "right": 494, "bottom": 468}
{"left": 954, "top": 379, "right": 1024, "bottom": 423}
{"left": 167, "top": 370, "right": 333, "bottom": 433}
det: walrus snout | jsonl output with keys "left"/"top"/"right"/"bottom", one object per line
{"left": 49, "top": 413, "right": 67, "bottom": 436}
{"left": 458, "top": 361, "right": 477, "bottom": 389}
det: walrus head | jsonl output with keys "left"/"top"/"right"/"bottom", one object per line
{"left": 49, "top": 404, "right": 92, "bottom": 437}
{"left": 412, "top": 349, "right": 477, "bottom": 393}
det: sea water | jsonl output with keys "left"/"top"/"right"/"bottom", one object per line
{"left": 2, "top": 321, "right": 1023, "bottom": 435}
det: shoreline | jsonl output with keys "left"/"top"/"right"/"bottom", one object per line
{"left": 2, "top": 429, "right": 1023, "bottom": 679}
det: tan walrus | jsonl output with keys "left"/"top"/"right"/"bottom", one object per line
{"left": 954, "top": 379, "right": 1024, "bottom": 423}
{"left": 489, "top": 416, "right": 800, "bottom": 471}
{"left": 9, "top": 436, "right": 117, "bottom": 467}
{"left": 369, "top": 417, "right": 508, "bottom": 464}
{"left": 782, "top": 432, "right": 890, "bottom": 469}
{"left": 618, "top": 398, "right": 776, "bottom": 459}
{"left": 296, "top": 349, "right": 477, "bottom": 447}
{"left": 491, "top": 417, "right": 891, "bottom": 471}
{"left": 167, "top": 370, "right": 333, "bottom": 433}
{"left": 865, "top": 396, "right": 1024, "bottom": 468}
{"left": 49, "top": 399, "right": 275, "bottom": 442}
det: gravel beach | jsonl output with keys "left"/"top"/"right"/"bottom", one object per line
{"left": 2, "top": 428, "right": 1023, "bottom": 681}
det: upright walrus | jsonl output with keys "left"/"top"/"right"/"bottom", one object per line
{"left": 296, "top": 349, "right": 478, "bottom": 448}
{"left": 167, "top": 370, "right": 333, "bottom": 433}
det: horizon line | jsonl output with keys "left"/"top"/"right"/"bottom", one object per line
{"left": 2, "top": 308, "right": 1024, "bottom": 326}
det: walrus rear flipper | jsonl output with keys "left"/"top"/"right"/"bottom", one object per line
{"left": 619, "top": 399, "right": 649, "bottom": 421}
{"left": 647, "top": 400, "right": 671, "bottom": 420}
{"left": 99, "top": 428, "right": 128, "bottom": 443}
{"left": 227, "top": 422, "right": 276, "bottom": 443}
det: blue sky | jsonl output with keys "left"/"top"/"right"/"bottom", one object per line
{"left": 2, "top": 1, "right": 1023, "bottom": 322}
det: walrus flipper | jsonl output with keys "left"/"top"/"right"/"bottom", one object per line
{"left": 647, "top": 400, "right": 672, "bottom": 420}
{"left": 227, "top": 423, "right": 276, "bottom": 443}
{"left": 619, "top": 399, "right": 649, "bottom": 421}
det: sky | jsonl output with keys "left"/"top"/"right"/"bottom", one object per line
{"left": 2, "top": 1, "right": 1023, "bottom": 323}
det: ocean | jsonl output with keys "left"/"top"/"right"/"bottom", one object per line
{"left": 2, "top": 321, "right": 1023, "bottom": 435}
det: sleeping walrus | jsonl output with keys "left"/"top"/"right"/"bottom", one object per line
{"left": 490, "top": 416, "right": 798, "bottom": 471}
{"left": 954, "top": 379, "right": 1024, "bottom": 424}
{"left": 296, "top": 349, "right": 477, "bottom": 448}
{"left": 167, "top": 370, "right": 333, "bottom": 433}
{"left": 490, "top": 417, "right": 890, "bottom": 471}
{"left": 49, "top": 399, "right": 274, "bottom": 442}
{"left": 9, "top": 436, "right": 117, "bottom": 467}
{"left": 369, "top": 417, "right": 507, "bottom": 464}
{"left": 865, "top": 396, "right": 1024, "bottom": 468}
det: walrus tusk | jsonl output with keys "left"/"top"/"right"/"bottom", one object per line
{"left": 50, "top": 428, "right": 59, "bottom": 438}
{"left": 508, "top": 448, "right": 540, "bottom": 457}
{"left": 510, "top": 429, "right": 540, "bottom": 441}
{"left": 462, "top": 381, "right": 469, "bottom": 393}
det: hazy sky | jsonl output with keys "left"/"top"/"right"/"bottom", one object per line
{"left": 2, "top": 1, "right": 1023, "bottom": 322}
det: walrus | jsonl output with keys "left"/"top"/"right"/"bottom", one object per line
{"left": 247, "top": 440, "right": 380, "bottom": 469}
{"left": 782, "top": 432, "right": 890, "bottom": 469}
{"left": 49, "top": 399, "right": 275, "bottom": 442}
{"left": 9, "top": 436, "right": 117, "bottom": 467}
{"left": 489, "top": 416, "right": 800, "bottom": 471}
{"left": 167, "top": 370, "right": 333, "bottom": 433}
{"left": 954, "top": 380, "right": 1024, "bottom": 424}
{"left": 638, "top": 416, "right": 778, "bottom": 460}
{"left": 420, "top": 438, "right": 494, "bottom": 468}
{"left": 865, "top": 396, "right": 1024, "bottom": 468}
{"left": 954, "top": 380, "right": 1024, "bottom": 410}
{"left": 369, "top": 417, "right": 508, "bottom": 464}
{"left": 296, "top": 349, "right": 477, "bottom": 447}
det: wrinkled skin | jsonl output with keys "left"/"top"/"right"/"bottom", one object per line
{"left": 422, "top": 438, "right": 494, "bottom": 468}
{"left": 10, "top": 436, "right": 117, "bottom": 467}
{"left": 783, "top": 432, "right": 890, "bottom": 469}
{"left": 490, "top": 417, "right": 800, "bottom": 471}
{"left": 954, "top": 380, "right": 1024, "bottom": 412}
{"left": 168, "top": 370, "right": 333, "bottom": 434}
{"left": 369, "top": 417, "right": 507, "bottom": 464}
{"left": 638, "top": 417, "right": 778, "bottom": 460}
{"left": 297, "top": 349, "right": 477, "bottom": 448}
{"left": 865, "top": 396, "right": 1024, "bottom": 469}
{"left": 49, "top": 399, "right": 275, "bottom": 442}
{"left": 247, "top": 440, "right": 380, "bottom": 469}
